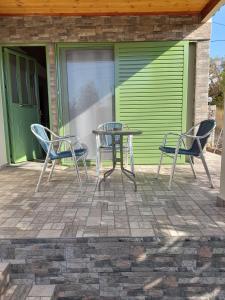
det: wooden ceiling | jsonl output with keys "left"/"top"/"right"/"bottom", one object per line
{"left": 0, "top": 0, "right": 223, "bottom": 20}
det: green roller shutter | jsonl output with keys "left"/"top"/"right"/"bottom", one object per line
{"left": 115, "top": 41, "right": 189, "bottom": 164}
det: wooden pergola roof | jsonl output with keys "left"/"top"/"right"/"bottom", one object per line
{"left": 0, "top": 0, "right": 224, "bottom": 21}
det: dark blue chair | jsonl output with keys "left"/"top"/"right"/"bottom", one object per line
{"left": 31, "top": 124, "right": 88, "bottom": 192}
{"left": 156, "top": 119, "right": 216, "bottom": 189}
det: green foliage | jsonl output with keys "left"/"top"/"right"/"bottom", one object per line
{"left": 209, "top": 58, "right": 225, "bottom": 107}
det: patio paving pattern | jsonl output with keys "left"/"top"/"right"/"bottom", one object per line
{"left": 0, "top": 152, "right": 223, "bottom": 239}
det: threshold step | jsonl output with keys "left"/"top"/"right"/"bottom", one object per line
{"left": 0, "top": 263, "right": 10, "bottom": 297}
{"left": 26, "top": 285, "right": 56, "bottom": 300}
{"left": 1, "top": 284, "right": 31, "bottom": 300}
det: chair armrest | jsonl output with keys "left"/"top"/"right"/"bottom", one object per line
{"left": 43, "top": 126, "right": 60, "bottom": 139}
{"left": 59, "top": 135, "right": 77, "bottom": 139}
{"left": 161, "top": 132, "right": 183, "bottom": 146}
{"left": 49, "top": 138, "right": 72, "bottom": 144}
{"left": 50, "top": 138, "right": 81, "bottom": 158}
{"left": 52, "top": 135, "right": 83, "bottom": 146}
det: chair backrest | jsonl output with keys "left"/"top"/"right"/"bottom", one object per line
{"left": 190, "top": 119, "right": 216, "bottom": 155}
{"left": 31, "top": 124, "right": 56, "bottom": 157}
{"left": 97, "top": 122, "right": 124, "bottom": 147}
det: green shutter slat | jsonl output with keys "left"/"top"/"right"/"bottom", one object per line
{"left": 119, "top": 95, "right": 183, "bottom": 100}
{"left": 115, "top": 41, "right": 188, "bottom": 165}
{"left": 119, "top": 80, "right": 183, "bottom": 84}
{"left": 118, "top": 92, "right": 183, "bottom": 96}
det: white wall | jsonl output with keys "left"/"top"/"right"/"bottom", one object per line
{"left": 0, "top": 89, "right": 8, "bottom": 167}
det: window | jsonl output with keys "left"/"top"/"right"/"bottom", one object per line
{"left": 9, "top": 54, "right": 19, "bottom": 104}
{"left": 19, "top": 56, "right": 29, "bottom": 105}
{"left": 29, "top": 60, "right": 37, "bottom": 105}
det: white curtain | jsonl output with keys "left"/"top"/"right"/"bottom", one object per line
{"left": 66, "top": 49, "right": 114, "bottom": 159}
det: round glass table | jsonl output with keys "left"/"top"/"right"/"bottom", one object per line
{"left": 92, "top": 128, "right": 142, "bottom": 191}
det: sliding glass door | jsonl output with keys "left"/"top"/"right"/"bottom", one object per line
{"left": 59, "top": 47, "right": 114, "bottom": 159}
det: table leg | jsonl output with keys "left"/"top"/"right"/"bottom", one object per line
{"left": 119, "top": 135, "right": 137, "bottom": 192}
{"left": 98, "top": 135, "right": 117, "bottom": 190}
{"left": 123, "top": 167, "right": 135, "bottom": 177}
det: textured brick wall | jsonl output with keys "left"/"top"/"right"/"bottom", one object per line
{"left": 0, "top": 15, "right": 211, "bottom": 43}
{"left": 47, "top": 45, "right": 58, "bottom": 131}
{"left": 195, "top": 40, "right": 211, "bottom": 124}
{"left": 0, "top": 15, "right": 211, "bottom": 132}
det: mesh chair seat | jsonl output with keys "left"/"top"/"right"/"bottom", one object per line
{"left": 159, "top": 146, "right": 199, "bottom": 157}
{"left": 50, "top": 148, "right": 88, "bottom": 160}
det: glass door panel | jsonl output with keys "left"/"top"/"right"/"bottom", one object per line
{"left": 19, "top": 56, "right": 29, "bottom": 105}
{"left": 64, "top": 48, "right": 114, "bottom": 159}
{"left": 9, "top": 53, "right": 19, "bottom": 104}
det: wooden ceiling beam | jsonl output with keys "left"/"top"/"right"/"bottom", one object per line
{"left": 201, "top": 0, "right": 225, "bottom": 22}
{"left": 0, "top": 0, "right": 208, "bottom": 16}
{"left": 0, "top": 11, "right": 200, "bottom": 17}
{"left": 0, "top": 0, "right": 223, "bottom": 18}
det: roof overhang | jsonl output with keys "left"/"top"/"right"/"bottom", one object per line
{"left": 201, "top": 0, "right": 225, "bottom": 22}
{"left": 0, "top": 0, "right": 224, "bottom": 22}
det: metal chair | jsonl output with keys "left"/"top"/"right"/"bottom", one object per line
{"left": 156, "top": 119, "right": 216, "bottom": 189}
{"left": 31, "top": 124, "right": 88, "bottom": 192}
{"left": 95, "top": 122, "right": 134, "bottom": 176}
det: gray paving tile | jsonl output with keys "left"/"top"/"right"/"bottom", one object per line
{"left": 0, "top": 152, "right": 222, "bottom": 238}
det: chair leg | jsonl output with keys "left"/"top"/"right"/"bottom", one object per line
{"left": 168, "top": 152, "right": 178, "bottom": 190}
{"left": 200, "top": 153, "right": 214, "bottom": 188}
{"left": 73, "top": 157, "right": 82, "bottom": 185}
{"left": 125, "top": 149, "right": 129, "bottom": 168}
{"left": 99, "top": 151, "right": 102, "bottom": 170}
{"left": 48, "top": 160, "right": 56, "bottom": 182}
{"left": 35, "top": 158, "right": 49, "bottom": 192}
{"left": 130, "top": 151, "right": 134, "bottom": 173}
{"left": 70, "top": 147, "right": 82, "bottom": 188}
{"left": 83, "top": 156, "right": 88, "bottom": 179}
{"left": 156, "top": 152, "right": 164, "bottom": 179}
{"left": 128, "top": 142, "right": 134, "bottom": 173}
{"left": 189, "top": 155, "right": 197, "bottom": 179}
{"left": 96, "top": 149, "right": 100, "bottom": 177}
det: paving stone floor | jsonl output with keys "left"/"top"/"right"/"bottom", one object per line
{"left": 0, "top": 152, "right": 223, "bottom": 239}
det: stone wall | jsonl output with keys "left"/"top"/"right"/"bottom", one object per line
{"left": 1, "top": 237, "right": 225, "bottom": 299}
{"left": 0, "top": 15, "right": 211, "bottom": 132}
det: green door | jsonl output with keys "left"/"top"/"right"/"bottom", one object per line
{"left": 4, "top": 48, "right": 42, "bottom": 163}
{"left": 115, "top": 41, "right": 189, "bottom": 164}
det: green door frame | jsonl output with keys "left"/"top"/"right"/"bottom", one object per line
{"left": 0, "top": 43, "right": 52, "bottom": 164}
